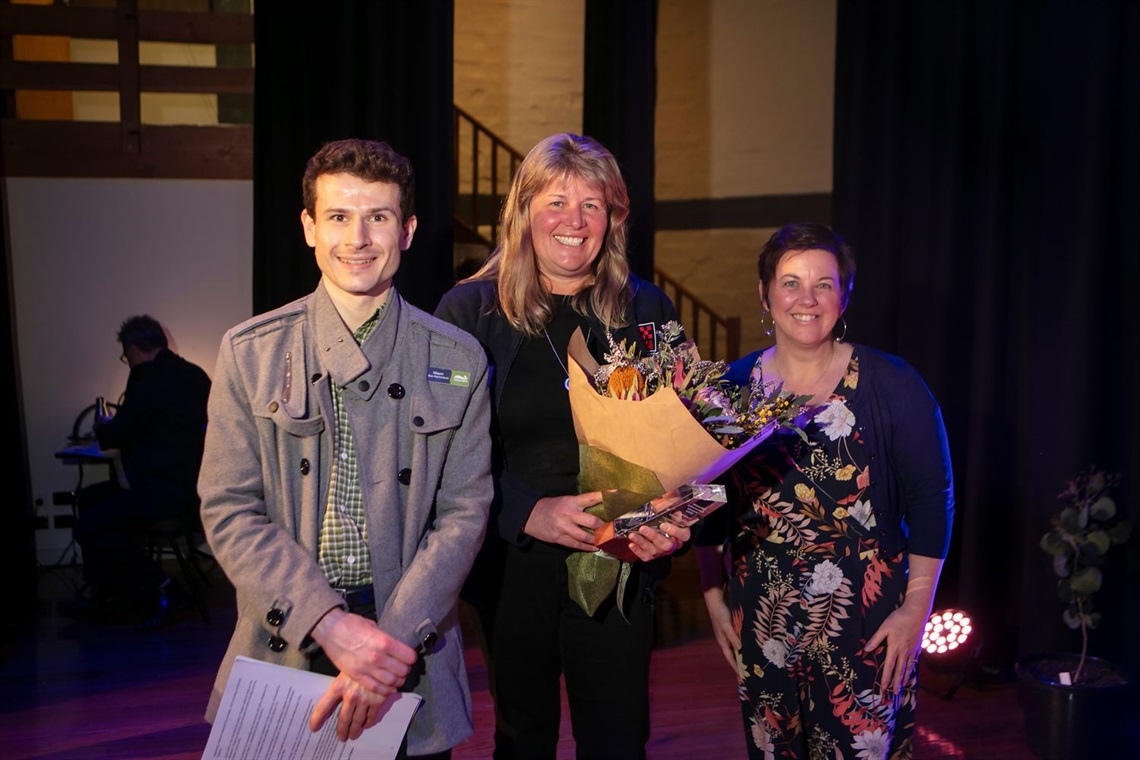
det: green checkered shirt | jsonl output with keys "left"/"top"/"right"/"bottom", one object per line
{"left": 317, "top": 307, "right": 382, "bottom": 587}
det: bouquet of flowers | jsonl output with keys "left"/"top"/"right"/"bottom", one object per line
{"left": 565, "top": 323, "right": 809, "bottom": 615}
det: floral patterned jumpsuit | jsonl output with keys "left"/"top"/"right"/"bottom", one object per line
{"left": 720, "top": 350, "right": 917, "bottom": 760}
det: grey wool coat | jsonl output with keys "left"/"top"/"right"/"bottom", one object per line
{"left": 198, "top": 282, "right": 493, "bottom": 754}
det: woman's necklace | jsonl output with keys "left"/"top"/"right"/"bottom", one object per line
{"left": 771, "top": 342, "right": 837, "bottom": 401}
{"left": 543, "top": 328, "right": 571, "bottom": 391}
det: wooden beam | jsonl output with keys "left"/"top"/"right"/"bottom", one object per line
{"left": 1, "top": 2, "right": 254, "bottom": 179}
{"left": 0, "top": 60, "right": 253, "bottom": 94}
{"left": 141, "top": 64, "right": 252, "bottom": 94}
{"left": 8, "top": 0, "right": 73, "bottom": 120}
{"left": 116, "top": 0, "right": 141, "bottom": 153}
{"left": 1, "top": 119, "right": 252, "bottom": 179}
{"left": 0, "top": 4, "right": 253, "bottom": 44}
{"left": 139, "top": 8, "right": 253, "bottom": 44}
{"left": 0, "top": 4, "right": 119, "bottom": 39}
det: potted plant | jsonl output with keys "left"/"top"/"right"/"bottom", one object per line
{"left": 1015, "top": 466, "right": 1136, "bottom": 758}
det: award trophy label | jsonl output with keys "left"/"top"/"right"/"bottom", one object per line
{"left": 592, "top": 483, "right": 727, "bottom": 562}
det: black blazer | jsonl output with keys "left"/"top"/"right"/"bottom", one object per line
{"left": 96, "top": 348, "right": 212, "bottom": 504}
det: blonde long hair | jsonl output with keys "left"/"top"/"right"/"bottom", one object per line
{"left": 467, "top": 133, "right": 633, "bottom": 336}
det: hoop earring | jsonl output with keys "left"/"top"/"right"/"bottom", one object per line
{"left": 761, "top": 309, "right": 774, "bottom": 337}
{"left": 834, "top": 317, "right": 848, "bottom": 342}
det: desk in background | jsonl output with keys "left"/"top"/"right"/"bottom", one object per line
{"left": 55, "top": 440, "right": 128, "bottom": 491}
{"left": 51, "top": 441, "right": 123, "bottom": 569}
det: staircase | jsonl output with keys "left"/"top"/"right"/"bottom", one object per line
{"left": 452, "top": 106, "right": 741, "bottom": 362}
{"left": 653, "top": 270, "right": 741, "bottom": 363}
{"left": 453, "top": 105, "right": 523, "bottom": 250}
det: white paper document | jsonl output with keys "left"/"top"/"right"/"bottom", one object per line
{"left": 203, "top": 656, "right": 423, "bottom": 760}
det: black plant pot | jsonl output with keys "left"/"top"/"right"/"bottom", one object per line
{"left": 1015, "top": 652, "right": 1137, "bottom": 759}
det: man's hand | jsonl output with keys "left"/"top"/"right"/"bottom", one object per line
{"left": 310, "top": 609, "right": 417, "bottom": 697}
{"left": 523, "top": 492, "right": 604, "bottom": 551}
{"left": 309, "top": 672, "right": 390, "bottom": 741}
{"left": 306, "top": 609, "right": 418, "bottom": 742}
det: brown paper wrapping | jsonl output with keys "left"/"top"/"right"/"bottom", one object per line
{"left": 565, "top": 329, "right": 774, "bottom": 615}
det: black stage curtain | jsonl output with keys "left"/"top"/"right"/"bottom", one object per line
{"left": 583, "top": 0, "right": 657, "bottom": 280}
{"left": 253, "top": 1, "right": 454, "bottom": 314}
{"left": 833, "top": 0, "right": 1140, "bottom": 672}
{"left": 0, "top": 175, "right": 39, "bottom": 636}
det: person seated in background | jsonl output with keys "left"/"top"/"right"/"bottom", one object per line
{"left": 70, "top": 314, "right": 212, "bottom": 630}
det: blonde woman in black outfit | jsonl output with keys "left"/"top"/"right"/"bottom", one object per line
{"left": 436, "top": 133, "right": 688, "bottom": 759}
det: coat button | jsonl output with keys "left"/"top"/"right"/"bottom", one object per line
{"left": 300, "top": 458, "right": 311, "bottom": 475}
{"left": 412, "top": 415, "right": 424, "bottom": 427}
{"left": 268, "top": 401, "right": 279, "bottom": 413}
{"left": 387, "top": 383, "right": 405, "bottom": 399}
{"left": 398, "top": 468, "right": 412, "bottom": 485}
{"left": 266, "top": 608, "right": 285, "bottom": 627}
{"left": 421, "top": 631, "right": 438, "bottom": 650}
{"left": 267, "top": 636, "right": 287, "bottom": 652}
{"left": 358, "top": 380, "right": 370, "bottom": 392}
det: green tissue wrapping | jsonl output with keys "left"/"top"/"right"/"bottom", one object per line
{"left": 566, "top": 445, "right": 663, "bottom": 616}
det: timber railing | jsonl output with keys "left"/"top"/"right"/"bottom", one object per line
{"left": 452, "top": 111, "right": 741, "bottom": 361}
{"left": 2, "top": 1, "right": 741, "bottom": 361}
{"left": 452, "top": 103, "right": 523, "bottom": 247}
{"left": 654, "top": 268, "right": 741, "bottom": 362}
{"left": 0, "top": 0, "right": 253, "bottom": 179}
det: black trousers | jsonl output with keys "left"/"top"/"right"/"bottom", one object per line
{"left": 477, "top": 543, "right": 655, "bottom": 760}
{"left": 71, "top": 480, "right": 188, "bottom": 598}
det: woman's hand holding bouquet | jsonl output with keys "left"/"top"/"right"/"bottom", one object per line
{"left": 565, "top": 323, "right": 809, "bottom": 615}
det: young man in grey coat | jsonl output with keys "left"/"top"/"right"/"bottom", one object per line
{"left": 199, "top": 138, "right": 492, "bottom": 759}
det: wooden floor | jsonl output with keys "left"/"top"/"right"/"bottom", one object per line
{"left": 1, "top": 556, "right": 1042, "bottom": 759}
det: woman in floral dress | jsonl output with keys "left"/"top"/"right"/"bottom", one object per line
{"left": 697, "top": 223, "right": 954, "bottom": 759}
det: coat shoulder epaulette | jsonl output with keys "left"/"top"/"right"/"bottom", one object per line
{"left": 224, "top": 295, "right": 312, "bottom": 345}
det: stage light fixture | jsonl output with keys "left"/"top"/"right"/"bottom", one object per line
{"left": 922, "top": 608, "right": 973, "bottom": 656}
{"left": 919, "top": 608, "right": 982, "bottom": 699}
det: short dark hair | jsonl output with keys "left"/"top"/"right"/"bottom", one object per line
{"left": 117, "top": 315, "right": 168, "bottom": 352}
{"left": 757, "top": 222, "right": 857, "bottom": 333}
{"left": 301, "top": 138, "right": 415, "bottom": 221}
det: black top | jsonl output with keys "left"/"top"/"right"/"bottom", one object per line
{"left": 434, "top": 277, "right": 680, "bottom": 545}
{"left": 96, "top": 348, "right": 212, "bottom": 504}
{"left": 499, "top": 295, "right": 590, "bottom": 502}
{"left": 436, "top": 278, "right": 683, "bottom": 605}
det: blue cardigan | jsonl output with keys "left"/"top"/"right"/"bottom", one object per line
{"left": 718, "top": 344, "right": 954, "bottom": 560}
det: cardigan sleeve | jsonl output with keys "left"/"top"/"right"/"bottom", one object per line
{"left": 880, "top": 358, "right": 955, "bottom": 559}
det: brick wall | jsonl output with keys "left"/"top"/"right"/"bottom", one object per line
{"left": 454, "top": 0, "right": 836, "bottom": 358}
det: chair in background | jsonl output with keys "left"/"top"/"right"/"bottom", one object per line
{"left": 135, "top": 507, "right": 214, "bottom": 625}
